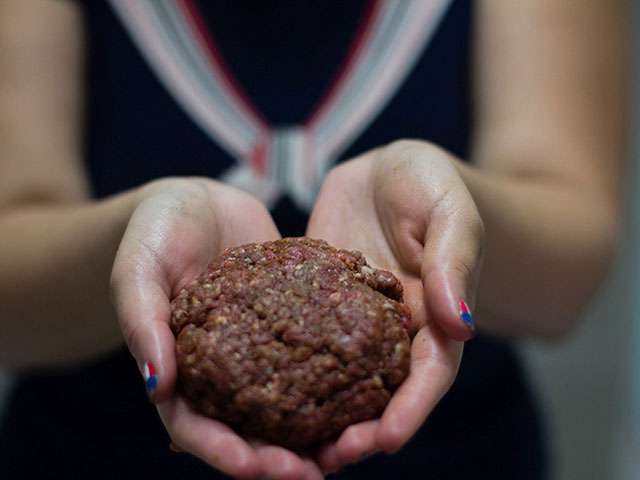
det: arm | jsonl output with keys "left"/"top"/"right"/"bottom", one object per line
{"left": 0, "top": 0, "right": 132, "bottom": 367}
{"left": 309, "top": 0, "right": 627, "bottom": 471}
{"left": 467, "top": 0, "right": 627, "bottom": 338}
{"left": 0, "top": 3, "right": 324, "bottom": 478}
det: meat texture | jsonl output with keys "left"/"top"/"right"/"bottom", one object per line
{"left": 170, "top": 237, "right": 411, "bottom": 449}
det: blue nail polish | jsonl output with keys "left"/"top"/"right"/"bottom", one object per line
{"left": 143, "top": 361, "right": 158, "bottom": 393}
{"left": 459, "top": 300, "right": 475, "bottom": 331}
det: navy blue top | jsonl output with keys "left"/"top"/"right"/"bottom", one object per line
{"left": 0, "top": 1, "right": 546, "bottom": 479}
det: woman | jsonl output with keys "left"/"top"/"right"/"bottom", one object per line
{"left": 0, "top": 0, "right": 625, "bottom": 479}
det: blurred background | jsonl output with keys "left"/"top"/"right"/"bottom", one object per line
{"left": 0, "top": 5, "right": 639, "bottom": 480}
{"left": 518, "top": 4, "right": 640, "bottom": 478}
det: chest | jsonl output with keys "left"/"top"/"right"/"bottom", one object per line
{"left": 83, "top": 0, "right": 472, "bottom": 222}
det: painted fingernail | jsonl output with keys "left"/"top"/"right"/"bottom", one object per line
{"left": 143, "top": 361, "right": 158, "bottom": 393}
{"left": 459, "top": 300, "right": 475, "bottom": 331}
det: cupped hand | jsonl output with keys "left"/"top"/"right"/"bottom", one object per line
{"left": 110, "top": 178, "right": 323, "bottom": 480}
{"left": 306, "top": 140, "right": 485, "bottom": 473}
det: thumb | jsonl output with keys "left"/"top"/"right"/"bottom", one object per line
{"left": 110, "top": 266, "right": 176, "bottom": 403}
{"left": 421, "top": 188, "right": 484, "bottom": 342}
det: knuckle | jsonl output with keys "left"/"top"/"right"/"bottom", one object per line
{"left": 387, "top": 138, "right": 422, "bottom": 153}
{"left": 385, "top": 140, "right": 419, "bottom": 165}
{"left": 342, "top": 424, "right": 360, "bottom": 443}
{"left": 381, "top": 140, "right": 455, "bottom": 183}
{"left": 386, "top": 139, "right": 445, "bottom": 163}
{"left": 447, "top": 257, "right": 475, "bottom": 281}
{"left": 143, "top": 177, "right": 214, "bottom": 203}
{"left": 219, "top": 184, "right": 266, "bottom": 212}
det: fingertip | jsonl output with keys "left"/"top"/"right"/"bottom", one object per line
{"left": 238, "top": 443, "right": 265, "bottom": 479}
{"left": 432, "top": 312, "right": 475, "bottom": 342}
{"left": 141, "top": 360, "right": 161, "bottom": 401}
{"left": 138, "top": 331, "right": 177, "bottom": 403}
{"left": 457, "top": 299, "right": 476, "bottom": 335}
{"left": 258, "top": 446, "right": 325, "bottom": 480}
{"left": 375, "top": 421, "right": 404, "bottom": 454}
{"left": 438, "top": 299, "right": 475, "bottom": 342}
{"left": 317, "top": 444, "right": 340, "bottom": 475}
{"left": 423, "top": 270, "right": 475, "bottom": 341}
{"left": 114, "top": 279, "right": 178, "bottom": 401}
{"left": 232, "top": 454, "right": 263, "bottom": 480}
{"left": 335, "top": 426, "right": 361, "bottom": 463}
{"left": 257, "top": 448, "right": 299, "bottom": 480}
{"left": 151, "top": 369, "right": 176, "bottom": 404}
{"left": 335, "top": 421, "right": 378, "bottom": 465}
{"left": 217, "top": 441, "right": 262, "bottom": 480}
{"left": 302, "top": 458, "right": 326, "bottom": 480}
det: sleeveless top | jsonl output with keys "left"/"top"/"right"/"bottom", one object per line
{"left": 0, "top": 1, "right": 547, "bottom": 478}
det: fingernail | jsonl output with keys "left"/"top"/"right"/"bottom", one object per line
{"left": 459, "top": 300, "right": 475, "bottom": 332}
{"left": 143, "top": 361, "right": 158, "bottom": 393}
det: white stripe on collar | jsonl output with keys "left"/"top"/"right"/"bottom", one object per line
{"left": 109, "top": 0, "right": 452, "bottom": 210}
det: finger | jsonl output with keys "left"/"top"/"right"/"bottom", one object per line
{"left": 421, "top": 186, "right": 484, "bottom": 341}
{"left": 333, "top": 420, "right": 379, "bottom": 466}
{"left": 376, "top": 325, "right": 462, "bottom": 453}
{"left": 316, "top": 442, "right": 341, "bottom": 475}
{"left": 157, "top": 397, "right": 262, "bottom": 479}
{"left": 110, "top": 264, "right": 176, "bottom": 402}
{"left": 254, "top": 444, "right": 324, "bottom": 480}
{"left": 302, "top": 457, "right": 326, "bottom": 480}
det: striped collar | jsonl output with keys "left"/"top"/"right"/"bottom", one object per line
{"left": 110, "top": 0, "right": 452, "bottom": 209}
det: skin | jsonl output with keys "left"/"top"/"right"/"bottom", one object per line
{"left": 307, "top": 146, "right": 476, "bottom": 470}
{"left": 111, "top": 178, "right": 325, "bottom": 480}
{"left": 0, "top": 0, "right": 626, "bottom": 478}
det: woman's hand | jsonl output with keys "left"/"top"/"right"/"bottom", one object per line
{"left": 110, "top": 178, "right": 323, "bottom": 480}
{"left": 306, "top": 140, "right": 484, "bottom": 473}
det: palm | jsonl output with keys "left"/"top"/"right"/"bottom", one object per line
{"left": 112, "top": 179, "right": 323, "bottom": 479}
{"left": 306, "top": 159, "right": 425, "bottom": 328}
{"left": 132, "top": 180, "right": 279, "bottom": 298}
{"left": 307, "top": 154, "right": 463, "bottom": 472}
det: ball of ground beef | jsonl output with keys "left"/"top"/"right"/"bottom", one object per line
{"left": 170, "top": 237, "right": 411, "bottom": 449}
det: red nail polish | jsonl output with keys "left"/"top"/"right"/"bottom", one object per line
{"left": 143, "top": 361, "right": 158, "bottom": 393}
{"left": 459, "top": 300, "right": 475, "bottom": 331}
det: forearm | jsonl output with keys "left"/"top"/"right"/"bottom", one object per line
{"left": 0, "top": 191, "right": 139, "bottom": 368}
{"left": 459, "top": 164, "right": 619, "bottom": 339}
